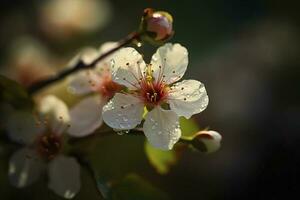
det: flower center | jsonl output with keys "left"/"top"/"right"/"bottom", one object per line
{"left": 140, "top": 81, "right": 168, "bottom": 106}
{"left": 36, "top": 132, "right": 62, "bottom": 160}
{"left": 91, "top": 67, "right": 123, "bottom": 99}
{"left": 98, "top": 76, "right": 123, "bottom": 99}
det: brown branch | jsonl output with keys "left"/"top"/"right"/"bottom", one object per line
{"left": 27, "top": 32, "right": 141, "bottom": 95}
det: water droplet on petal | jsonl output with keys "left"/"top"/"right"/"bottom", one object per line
{"left": 64, "top": 190, "right": 76, "bottom": 199}
{"left": 152, "top": 55, "right": 158, "bottom": 62}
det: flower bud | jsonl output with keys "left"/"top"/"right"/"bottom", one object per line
{"left": 191, "top": 130, "right": 222, "bottom": 153}
{"left": 139, "top": 8, "right": 174, "bottom": 45}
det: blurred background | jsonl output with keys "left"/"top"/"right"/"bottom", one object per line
{"left": 0, "top": 0, "right": 299, "bottom": 199}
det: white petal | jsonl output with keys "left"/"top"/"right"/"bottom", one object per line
{"left": 67, "top": 47, "right": 99, "bottom": 68}
{"left": 68, "top": 70, "right": 100, "bottom": 95}
{"left": 99, "top": 41, "right": 119, "bottom": 55}
{"left": 38, "top": 95, "right": 70, "bottom": 134}
{"left": 9, "top": 148, "right": 45, "bottom": 188}
{"left": 68, "top": 95, "right": 104, "bottom": 137}
{"left": 150, "top": 43, "right": 188, "bottom": 84}
{"left": 93, "top": 42, "right": 119, "bottom": 74}
{"left": 95, "top": 41, "right": 119, "bottom": 71}
{"left": 168, "top": 79, "right": 209, "bottom": 119}
{"left": 48, "top": 156, "right": 80, "bottom": 199}
{"left": 111, "top": 47, "right": 146, "bottom": 89}
{"left": 5, "top": 110, "right": 39, "bottom": 144}
{"left": 102, "top": 93, "right": 144, "bottom": 129}
{"left": 80, "top": 47, "right": 100, "bottom": 65}
{"left": 196, "top": 130, "right": 222, "bottom": 153}
{"left": 143, "top": 107, "right": 181, "bottom": 150}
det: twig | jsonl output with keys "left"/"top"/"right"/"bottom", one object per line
{"left": 28, "top": 32, "right": 141, "bottom": 95}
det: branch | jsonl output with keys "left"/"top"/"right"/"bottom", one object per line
{"left": 27, "top": 32, "right": 141, "bottom": 95}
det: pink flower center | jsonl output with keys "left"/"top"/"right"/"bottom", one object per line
{"left": 97, "top": 74, "right": 123, "bottom": 99}
{"left": 140, "top": 81, "right": 168, "bottom": 106}
{"left": 133, "top": 63, "right": 169, "bottom": 107}
{"left": 36, "top": 132, "right": 62, "bottom": 160}
{"left": 90, "top": 67, "right": 123, "bottom": 100}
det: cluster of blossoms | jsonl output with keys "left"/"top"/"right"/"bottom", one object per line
{"left": 68, "top": 42, "right": 209, "bottom": 150}
{"left": 3, "top": 42, "right": 218, "bottom": 199}
{"left": 1, "top": 8, "right": 222, "bottom": 199}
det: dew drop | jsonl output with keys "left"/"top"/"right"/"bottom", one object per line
{"left": 64, "top": 190, "right": 76, "bottom": 199}
{"left": 110, "top": 59, "right": 115, "bottom": 68}
{"left": 117, "top": 131, "right": 124, "bottom": 135}
{"left": 152, "top": 55, "right": 158, "bottom": 62}
{"left": 116, "top": 129, "right": 129, "bottom": 135}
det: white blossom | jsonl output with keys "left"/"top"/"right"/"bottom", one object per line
{"left": 40, "top": 0, "right": 112, "bottom": 39}
{"left": 102, "top": 43, "right": 209, "bottom": 150}
{"left": 5, "top": 96, "right": 80, "bottom": 199}
{"left": 67, "top": 42, "right": 123, "bottom": 137}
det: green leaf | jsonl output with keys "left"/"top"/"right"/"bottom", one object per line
{"left": 144, "top": 141, "right": 177, "bottom": 174}
{"left": 179, "top": 117, "right": 199, "bottom": 140}
{"left": 109, "top": 174, "right": 169, "bottom": 200}
{"left": 0, "top": 75, "right": 33, "bottom": 109}
{"left": 73, "top": 133, "right": 149, "bottom": 181}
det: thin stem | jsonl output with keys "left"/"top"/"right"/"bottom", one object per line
{"left": 69, "top": 127, "right": 191, "bottom": 145}
{"left": 27, "top": 31, "right": 141, "bottom": 95}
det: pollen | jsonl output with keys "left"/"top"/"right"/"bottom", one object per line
{"left": 140, "top": 81, "right": 168, "bottom": 106}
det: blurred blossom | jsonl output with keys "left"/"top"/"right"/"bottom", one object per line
{"left": 40, "top": 0, "right": 112, "bottom": 39}
{"left": 2, "top": 37, "right": 56, "bottom": 87}
{"left": 102, "top": 43, "right": 209, "bottom": 150}
{"left": 67, "top": 42, "right": 122, "bottom": 137}
{"left": 4, "top": 96, "right": 81, "bottom": 199}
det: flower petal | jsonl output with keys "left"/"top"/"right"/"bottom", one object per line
{"left": 99, "top": 41, "right": 119, "bottom": 55}
{"left": 68, "top": 95, "right": 104, "bottom": 137}
{"left": 102, "top": 93, "right": 144, "bottom": 129}
{"left": 9, "top": 148, "right": 45, "bottom": 188}
{"left": 66, "top": 47, "right": 99, "bottom": 70}
{"left": 168, "top": 79, "right": 209, "bottom": 119}
{"left": 5, "top": 109, "right": 39, "bottom": 144}
{"left": 80, "top": 47, "right": 100, "bottom": 65}
{"left": 48, "top": 155, "right": 80, "bottom": 199}
{"left": 95, "top": 41, "right": 119, "bottom": 70}
{"left": 38, "top": 95, "right": 70, "bottom": 135}
{"left": 150, "top": 43, "right": 188, "bottom": 84}
{"left": 143, "top": 107, "right": 181, "bottom": 150}
{"left": 111, "top": 47, "right": 146, "bottom": 89}
{"left": 68, "top": 70, "right": 100, "bottom": 95}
